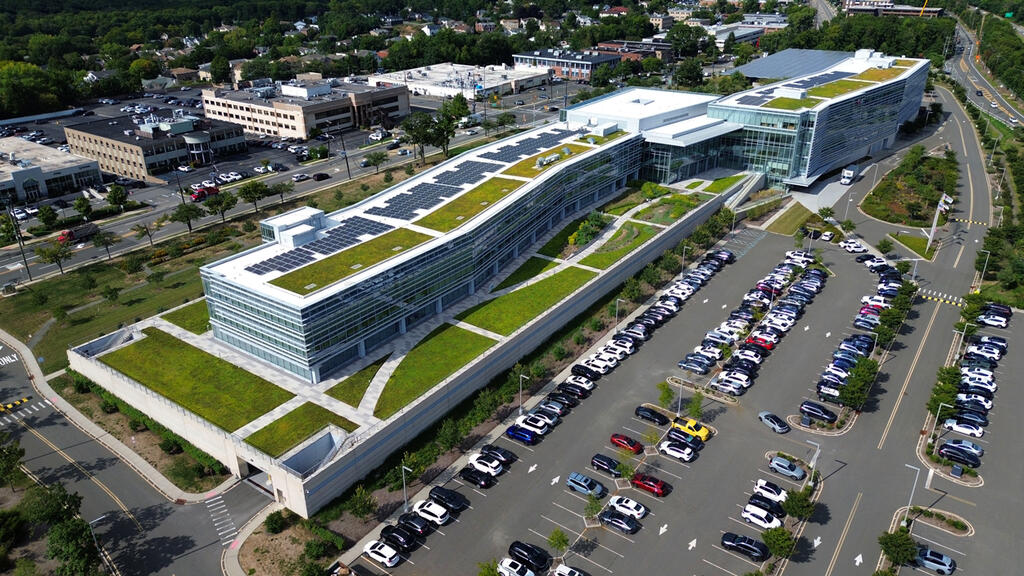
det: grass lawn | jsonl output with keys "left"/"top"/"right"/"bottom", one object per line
{"left": 374, "top": 325, "right": 496, "bottom": 419}
{"left": 807, "top": 79, "right": 872, "bottom": 99}
{"left": 245, "top": 402, "right": 359, "bottom": 457}
{"left": 765, "top": 203, "right": 813, "bottom": 235}
{"left": 456, "top": 267, "right": 597, "bottom": 335}
{"left": 705, "top": 174, "right": 747, "bottom": 194}
{"left": 415, "top": 177, "right": 523, "bottom": 232}
{"left": 326, "top": 355, "right": 389, "bottom": 407}
{"left": 271, "top": 228, "right": 432, "bottom": 295}
{"left": 894, "top": 59, "right": 917, "bottom": 67}
{"left": 762, "top": 97, "right": 821, "bottom": 110}
{"left": 579, "top": 223, "right": 660, "bottom": 269}
{"left": 891, "top": 232, "right": 936, "bottom": 259}
{"left": 861, "top": 145, "right": 959, "bottom": 226}
{"left": 100, "top": 327, "right": 294, "bottom": 431}
{"left": 600, "top": 189, "right": 646, "bottom": 216}
{"left": 578, "top": 131, "right": 626, "bottom": 145}
{"left": 162, "top": 299, "right": 210, "bottom": 334}
{"left": 978, "top": 283, "right": 1024, "bottom": 308}
{"left": 538, "top": 217, "right": 586, "bottom": 258}
{"left": 685, "top": 181, "right": 704, "bottom": 190}
{"left": 502, "top": 143, "right": 590, "bottom": 178}
{"left": 493, "top": 257, "right": 559, "bottom": 291}
{"left": 633, "top": 194, "right": 702, "bottom": 225}
{"left": 852, "top": 67, "right": 904, "bottom": 82}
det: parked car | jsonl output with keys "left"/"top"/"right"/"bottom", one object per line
{"left": 481, "top": 444, "right": 517, "bottom": 464}
{"left": 412, "top": 499, "right": 450, "bottom": 525}
{"left": 769, "top": 456, "right": 806, "bottom": 480}
{"left": 936, "top": 444, "right": 981, "bottom": 468}
{"left": 380, "top": 524, "right": 417, "bottom": 553}
{"left": 566, "top": 472, "right": 607, "bottom": 497}
{"left": 721, "top": 532, "right": 770, "bottom": 561}
{"left": 800, "top": 400, "right": 838, "bottom": 423}
{"left": 741, "top": 504, "right": 782, "bottom": 529}
{"left": 635, "top": 405, "right": 669, "bottom": 425}
{"left": 591, "top": 453, "right": 622, "bottom": 477}
{"left": 914, "top": 545, "right": 957, "bottom": 575}
{"left": 753, "top": 479, "right": 788, "bottom": 503}
{"left": 630, "top": 473, "right": 667, "bottom": 496}
{"left": 398, "top": 512, "right": 431, "bottom": 536}
{"left": 607, "top": 495, "right": 647, "bottom": 519}
{"left": 505, "top": 425, "right": 539, "bottom": 445}
{"left": 610, "top": 434, "right": 643, "bottom": 454}
{"left": 363, "top": 540, "right": 401, "bottom": 567}
{"left": 459, "top": 466, "right": 496, "bottom": 488}
{"left": 758, "top": 411, "right": 790, "bottom": 434}
{"left": 498, "top": 558, "right": 535, "bottom": 576}
{"left": 507, "top": 541, "right": 551, "bottom": 572}
{"left": 598, "top": 509, "right": 640, "bottom": 534}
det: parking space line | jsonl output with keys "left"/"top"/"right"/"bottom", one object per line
{"left": 537, "top": 517, "right": 624, "bottom": 558}
{"left": 640, "top": 464, "right": 683, "bottom": 481}
{"left": 419, "top": 543, "right": 430, "bottom": 551}
{"left": 563, "top": 490, "right": 589, "bottom": 504}
{"left": 726, "top": 516, "right": 761, "bottom": 535}
{"left": 711, "top": 544, "right": 762, "bottom": 568}
{"left": 756, "top": 469, "right": 803, "bottom": 488}
{"left": 602, "top": 528, "right": 635, "bottom": 544}
{"left": 472, "top": 489, "right": 487, "bottom": 498}
{"left": 587, "top": 466, "right": 621, "bottom": 481}
{"left": 568, "top": 552, "right": 614, "bottom": 574}
{"left": 911, "top": 532, "right": 967, "bottom": 556}
{"left": 498, "top": 437, "right": 535, "bottom": 452}
{"left": 434, "top": 528, "right": 446, "bottom": 536}
{"left": 702, "top": 558, "right": 741, "bottom": 576}
{"left": 553, "top": 501, "right": 584, "bottom": 518}
{"left": 621, "top": 425, "right": 646, "bottom": 436}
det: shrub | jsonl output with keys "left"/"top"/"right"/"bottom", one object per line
{"left": 587, "top": 317, "right": 604, "bottom": 332}
{"left": 159, "top": 437, "right": 183, "bottom": 454}
{"left": 303, "top": 538, "right": 335, "bottom": 560}
{"left": 264, "top": 510, "right": 288, "bottom": 534}
{"left": 551, "top": 344, "right": 568, "bottom": 360}
{"left": 99, "top": 400, "right": 119, "bottom": 414}
{"left": 128, "top": 419, "right": 147, "bottom": 432}
{"left": 242, "top": 220, "right": 257, "bottom": 233}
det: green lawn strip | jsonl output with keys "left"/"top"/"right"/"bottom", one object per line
{"left": 579, "top": 223, "right": 660, "bottom": 269}
{"left": 765, "top": 203, "right": 813, "bottom": 236}
{"left": 891, "top": 232, "right": 936, "bottom": 259}
{"left": 633, "top": 194, "right": 703, "bottom": 225}
{"left": 493, "top": 257, "right": 559, "bottom": 291}
{"left": 502, "top": 143, "right": 591, "bottom": 178}
{"left": 537, "top": 217, "right": 586, "bottom": 257}
{"left": 374, "top": 325, "right": 496, "bottom": 419}
{"left": 978, "top": 283, "right": 1024, "bottom": 308}
{"left": 893, "top": 59, "right": 917, "bottom": 67}
{"left": 601, "top": 190, "right": 645, "bottom": 216}
{"left": 577, "top": 131, "right": 626, "bottom": 145}
{"left": 100, "top": 327, "right": 294, "bottom": 431}
{"left": 414, "top": 177, "right": 523, "bottom": 232}
{"left": 245, "top": 402, "right": 358, "bottom": 457}
{"left": 456, "top": 267, "right": 597, "bottom": 335}
{"left": 325, "top": 355, "right": 389, "bottom": 407}
{"left": 685, "top": 181, "right": 704, "bottom": 190}
{"left": 161, "top": 299, "right": 210, "bottom": 334}
{"left": 705, "top": 174, "right": 747, "bottom": 194}
{"left": 271, "top": 228, "right": 432, "bottom": 295}
{"left": 807, "top": 79, "right": 873, "bottom": 99}
{"left": 852, "top": 67, "right": 903, "bottom": 82}
{"left": 762, "top": 97, "right": 822, "bottom": 110}
{"left": 860, "top": 146, "right": 959, "bottom": 226}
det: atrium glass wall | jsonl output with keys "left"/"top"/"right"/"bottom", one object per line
{"left": 643, "top": 138, "right": 724, "bottom": 185}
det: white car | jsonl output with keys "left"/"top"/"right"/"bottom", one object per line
{"left": 228, "top": 171, "right": 242, "bottom": 181}
{"left": 877, "top": 282, "right": 902, "bottom": 292}
{"left": 711, "top": 378, "right": 745, "bottom": 396}
{"left": 528, "top": 407, "right": 559, "bottom": 427}
{"left": 412, "top": 499, "right": 450, "bottom": 525}
{"left": 956, "top": 393, "right": 993, "bottom": 410}
{"left": 960, "top": 367, "right": 994, "bottom": 379}
{"left": 960, "top": 377, "right": 996, "bottom": 392}
{"left": 363, "top": 540, "right": 400, "bottom": 567}
{"left": 656, "top": 299, "right": 680, "bottom": 312}
{"left": 825, "top": 363, "right": 850, "bottom": 379}
{"left": 218, "top": 173, "right": 233, "bottom": 183}
{"left": 253, "top": 165, "right": 268, "bottom": 174}
{"left": 734, "top": 349, "right": 763, "bottom": 364}
{"left": 515, "top": 415, "right": 550, "bottom": 435}
{"left": 943, "top": 419, "right": 984, "bottom": 438}
{"left": 820, "top": 231, "right": 834, "bottom": 242}
{"left": 201, "top": 179, "right": 216, "bottom": 188}
{"left": 189, "top": 183, "right": 204, "bottom": 191}
{"left": 694, "top": 345, "right": 723, "bottom": 360}
{"left": 600, "top": 345, "right": 627, "bottom": 361}
{"left": 553, "top": 565, "right": 587, "bottom": 576}
{"left": 786, "top": 250, "right": 813, "bottom": 259}
{"left": 498, "top": 558, "right": 536, "bottom": 576}
{"left": 720, "top": 370, "right": 752, "bottom": 388}
{"left": 742, "top": 504, "right": 782, "bottom": 529}
{"left": 976, "top": 314, "right": 1008, "bottom": 328}
{"left": 606, "top": 339, "right": 634, "bottom": 355}
{"left": 840, "top": 240, "right": 867, "bottom": 253}
{"left": 966, "top": 345, "right": 1001, "bottom": 360}
{"left": 658, "top": 441, "right": 696, "bottom": 462}
{"left": 665, "top": 287, "right": 692, "bottom": 300}
{"left": 722, "top": 318, "right": 751, "bottom": 331}
{"left": 607, "top": 495, "right": 647, "bottom": 519}
{"left": 716, "top": 325, "right": 745, "bottom": 340}
{"left": 748, "top": 330, "right": 779, "bottom": 344}
{"left": 753, "top": 479, "right": 789, "bottom": 503}
{"left": 583, "top": 356, "right": 613, "bottom": 374}
{"left": 861, "top": 295, "right": 892, "bottom": 308}
{"left": 785, "top": 257, "right": 813, "bottom": 267}
{"left": 763, "top": 317, "right": 793, "bottom": 331}
{"left": 864, "top": 256, "right": 887, "bottom": 268}
{"left": 566, "top": 375, "right": 595, "bottom": 390}
{"left": 468, "top": 452, "right": 504, "bottom": 476}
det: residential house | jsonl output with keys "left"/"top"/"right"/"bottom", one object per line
{"left": 649, "top": 14, "right": 675, "bottom": 31}
{"left": 476, "top": 19, "right": 497, "bottom": 32}
{"left": 600, "top": 6, "right": 630, "bottom": 17}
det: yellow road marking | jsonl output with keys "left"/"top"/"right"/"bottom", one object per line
{"left": 825, "top": 491, "right": 862, "bottom": 576}
{"left": 878, "top": 301, "right": 941, "bottom": 450}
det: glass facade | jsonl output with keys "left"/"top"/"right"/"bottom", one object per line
{"left": 643, "top": 137, "right": 725, "bottom": 185}
{"left": 203, "top": 136, "right": 643, "bottom": 381}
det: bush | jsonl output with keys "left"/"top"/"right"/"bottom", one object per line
{"left": 587, "top": 317, "right": 604, "bottom": 332}
{"left": 242, "top": 220, "right": 257, "bottom": 233}
{"left": 159, "top": 437, "right": 183, "bottom": 454}
{"left": 264, "top": 510, "right": 288, "bottom": 534}
{"left": 550, "top": 343, "right": 568, "bottom": 360}
{"left": 303, "top": 538, "right": 335, "bottom": 560}
{"left": 99, "top": 399, "right": 119, "bottom": 414}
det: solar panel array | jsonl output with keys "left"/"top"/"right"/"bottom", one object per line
{"left": 480, "top": 128, "right": 575, "bottom": 163}
{"left": 433, "top": 160, "right": 501, "bottom": 186}
{"left": 783, "top": 70, "right": 853, "bottom": 90}
{"left": 736, "top": 93, "right": 774, "bottom": 106}
{"left": 365, "top": 182, "right": 463, "bottom": 220}
{"left": 244, "top": 216, "right": 393, "bottom": 275}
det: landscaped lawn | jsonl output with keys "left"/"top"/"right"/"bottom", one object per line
{"left": 891, "top": 233, "right": 936, "bottom": 259}
{"left": 245, "top": 402, "right": 358, "bottom": 457}
{"left": 374, "top": 325, "right": 496, "bottom": 419}
{"left": 326, "top": 355, "right": 389, "bottom": 407}
{"left": 538, "top": 217, "right": 586, "bottom": 258}
{"left": 502, "top": 143, "right": 590, "bottom": 178}
{"left": 579, "top": 223, "right": 659, "bottom": 269}
{"left": 852, "top": 67, "right": 904, "bottom": 82}
{"left": 807, "top": 79, "right": 872, "bottom": 99}
{"left": 861, "top": 145, "right": 959, "bottom": 226}
{"left": 600, "top": 189, "right": 646, "bottom": 216}
{"left": 271, "top": 228, "right": 432, "bottom": 295}
{"left": 100, "top": 327, "right": 294, "bottom": 431}
{"left": 415, "top": 177, "right": 522, "bottom": 232}
{"left": 633, "top": 194, "right": 702, "bottom": 225}
{"left": 162, "top": 299, "right": 210, "bottom": 334}
{"left": 762, "top": 97, "right": 822, "bottom": 110}
{"left": 456, "top": 267, "right": 597, "bottom": 335}
{"left": 705, "top": 174, "right": 747, "bottom": 194}
{"left": 493, "top": 257, "right": 559, "bottom": 291}
{"left": 894, "top": 59, "right": 917, "bottom": 67}
{"left": 685, "top": 181, "right": 704, "bottom": 190}
{"left": 578, "top": 131, "right": 626, "bottom": 145}
{"left": 765, "top": 203, "right": 813, "bottom": 236}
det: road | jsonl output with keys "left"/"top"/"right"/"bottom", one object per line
{"left": 946, "top": 23, "right": 1024, "bottom": 125}
{"left": 809, "top": 0, "right": 839, "bottom": 28}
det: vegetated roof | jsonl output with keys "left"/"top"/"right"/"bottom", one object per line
{"left": 733, "top": 48, "right": 853, "bottom": 80}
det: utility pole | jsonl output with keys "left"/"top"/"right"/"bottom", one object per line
{"left": 339, "top": 133, "right": 352, "bottom": 179}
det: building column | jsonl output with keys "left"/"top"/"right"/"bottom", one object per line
{"left": 357, "top": 340, "right": 366, "bottom": 358}
{"left": 513, "top": 245, "right": 519, "bottom": 258}
{"left": 435, "top": 297, "right": 443, "bottom": 314}
{"left": 492, "top": 261, "right": 499, "bottom": 275}
{"left": 399, "top": 317, "right": 407, "bottom": 335}
{"left": 468, "top": 279, "right": 475, "bottom": 293}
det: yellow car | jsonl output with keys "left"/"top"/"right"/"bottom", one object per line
{"left": 672, "top": 417, "right": 711, "bottom": 441}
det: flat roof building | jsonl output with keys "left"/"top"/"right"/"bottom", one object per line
{"left": 367, "top": 63, "right": 549, "bottom": 99}
{"left": 201, "top": 81, "right": 409, "bottom": 139}
{"left": 513, "top": 49, "right": 621, "bottom": 82}
{"left": 704, "top": 23, "right": 765, "bottom": 50}
{"left": 595, "top": 39, "right": 676, "bottom": 63}
{"left": 844, "top": 0, "right": 944, "bottom": 17}
{"left": 0, "top": 138, "right": 102, "bottom": 203}
{"left": 64, "top": 113, "right": 246, "bottom": 182}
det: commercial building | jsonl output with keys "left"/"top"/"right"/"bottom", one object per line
{"left": 202, "top": 81, "right": 409, "bottom": 139}
{"left": 844, "top": 0, "right": 944, "bottom": 17}
{"left": 64, "top": 113, "right": 246, "bottom": 182}
{"left": 704, "top": 23, "right": 765, "bottom": 50}
{"left": 0, "top": 138, "right": 101, "bottom": 203}
{"left": 513, "top": 49, "right": 621, "bottom": 82}
{"left": 367, "top": 63, "right": 549, "bottom": 99}
{"left": 595, "top": 39, "right": 676, "bottom": 63}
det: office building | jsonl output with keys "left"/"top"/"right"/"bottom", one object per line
{"left": 595, "top": 39, "right": 676, "bottom": 63}
{"left": 845, "top": 0, "right": 944, "bottom": 17}
{"left": 368, "top": 63, "right": 549, "bottom": 99}
{"left": 201, "top": 81, "right": 409, "bottom": 139}
{"left": 513, "top": 49, "right": 621, "bottom": 82}
{"left": 0, "top": 138, "right": 101, "bottom": 203}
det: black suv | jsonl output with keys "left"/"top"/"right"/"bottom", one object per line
{"left": 591, "top": 453, "right": 622, "bottom": 477}
{"left": 546, "top": 392, "right": 579, "bottom": 407}
{"left": 380, "top": 524, "right": 416, "bottom": 552}
{"left": 635, "top": 405, "right": 669, "bottom": 426}
{"left": 429, "top": 486, "right": 469, "bottom": 511}
{"left": 459, "top": 467, "right": 495, "bottom": 488}
{"left": 398, "top": 512, "right": 430, "bottom": 536}
{"left": 937, "top": 444, "right": 981, "bottom": 468}
{"left": 749, "top": 494, "right": 786, "bottom": 518}
{"left": 508, "top": 541, "right": 552, "bottom": 572}
{"left": 557, "top": 382, "right": 590, "bottom": 399}
{"left": 799, "top": 400, "right": 838, "bottom": 423}
{"left": 982, "top": 302, "right": 1012, "bottom": 317}
{"left": 721, "top": 532, "right": 769, "bottom": 561}
{"left": 481, "top": 444, "right": 516, "bottom": 464}
{"left": 571, "top": 364, "right": 601, "bottom": 381}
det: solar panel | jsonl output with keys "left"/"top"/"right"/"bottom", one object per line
{"left": 480, "top": 128, "right": 574, "bottom": 162}
{"left": 245, "top": 216, "right": 395, "bottom": 274}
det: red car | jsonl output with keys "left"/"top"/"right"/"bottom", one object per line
{"left": 745, "top": 335, "right": 775, "bottom": 350}
{"left": 858, "top": 305, "right": 881, "bottom": 316}
{"left": 631, "top": 473, "right": 667, "bottom": 496}
{"left": 610, "top": 434, "right": 643, "bottom": 454}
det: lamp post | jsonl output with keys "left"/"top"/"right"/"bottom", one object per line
{"left": 401, "top": 464, "right": 413, "bottom": 512}
{"left": 989, "top": 135, "right": 1002, "bottom": 165}
{"left": 676, "top": 377, "right": 684, "bottom": 418}
{"left": 902, "top": 464, "right": 921, "bottom": 528}
{"left": 955, "top": 323, "right": 977, "bottom": 357}
{"left": 518, "top": 374, "right": 529, "bottom": 416}
{"left": 804, "top": 440, "right": 820, "bottom": 490}
{"left": 339, "top": 133, "right": 352, "bottom": 180}
{"left": 978, "top": 249, "right": 991, "bottom": 284}
{"left": 614, "top": 297, "right": 626, "bottom": 325}
{"left": 929, "top": 402, "right": 954, "bottom": 444}
{"left": 2, "top": 198, "right": 32, "bottom": 281}
{"left": 88, "top": 514, "right": 109, "bottom": 572}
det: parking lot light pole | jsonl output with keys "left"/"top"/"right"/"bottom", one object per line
{"left": 676, "top": 378, "right": 684, "bottom": 418}
{"left": 902, "top": 464, "right": 921, "bottom": 527}
{"left": 402, "top": 465, "right": 413, "bottom": 512}
{"left": 519, "top": 374, "right": 529, "bottom": 416}
{"left": 929, "top": 402, "right": 954, "bottom": 444}
{"left": 804, "top": 440, "right": 820, "bottom": 490}
{"left": 955, "top": 323, "right": 977, "bottom": 357}
{"left": 978, "top": 249, "right": 991, "bottom": 284}
{"left": 88, "top": 514, "right": 109, "bottom": 571}
{"left": 615, "top": 298, "right": 626, "bottom": 325}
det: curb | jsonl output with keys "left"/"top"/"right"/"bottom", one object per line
{"left": 222, "top": 501, "right": 281, "bottom": 576}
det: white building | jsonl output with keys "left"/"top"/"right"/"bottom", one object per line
{"left": 0, "top": 138, "right": 101, "bottom": 203}
{"left": 368, "top": 63, "right": 549, "bottom": 99}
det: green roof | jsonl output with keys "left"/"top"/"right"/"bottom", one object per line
{"left": 503, "top": 143, "right": 591, "bottom": 178}
{"left": 270, "top": 228, "right": 433, "bottom": 295}
{"left": 806, "top": 79, "right": 873, "bottom": 99}
{"left": 851, "top": 67, "right": 904, "bottom": 82}
{"left": 245, "top": 402, "right": 359, "bottom": 457}
{"left": 761, "top": 96, "right": 823, "bottom": 111}
{"left": 577, "top": 130, "right": 626, "bottom": 146}
{"left": 415, "top": 177, "right": 523, "bottom": 232}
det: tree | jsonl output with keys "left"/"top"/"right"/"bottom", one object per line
{"left": 204, "top": 191, "right": 238, "bottom": 223}
{"left": 840, "top": 219, "right": 856, "bottom": 233}
{"left": 591, "top": 63, "right": 614, "bottom": 87}
{"left": 657, "top": 381, "right": 675, "bottom": 409}
{"left": 128, "top": 58, "right": 160, "bottom": 80}
{"left": 905, "top": 201, "right": 923, "bottom": 220}
{"left": 238, "top": 181, "right": 270, "bottom": 214}
{"left": 364, "top": 151, "right": 389, "bottom": 173}
{"left": 742, "top": 0, "right": 761, "bottom": 13}
{"left": 817, "top": 207, "right": 835, "bottom": 220}
{"left": 495, "top": 112, "right": 516, "bottom": 133}
{"left": 91, "top": 231, "right": 121, "bottom": 260}
{"left": 548, "top": 528, "right": 570, "bottom": 556}
{"left": 47, "top": 517, "right": 101, "bottom": 576}
{"left": 877, "top": 238, "right": 894, "bottom": 255}
{"left": 0, "top": 431, "right": 25, "bottom": 492}
{"left": 782, "top": 487, "right": 816, "bottom": 520}
{"left": 21, "top": 483, "right": 82, "bottom": 525}
{"left": 101, "top": 285, "right": 122, "bottom": 303}
{"left": 270, "top": 180, "right": 294, "bottom": 205}
{"left": 210, "top": 55, "right": 230, "bottom": 83}
{"left": 673, "top": 58, "right": 704, "bottom": 87}
{"left": 688, "top": 391, "right": 704, "bottom": 420}
{"left": 402, "top": 111, "right": 435, "bottom": 164}
{"left": 72, "top": 196, "right": 92, "bottom": 221}
{"left": 762, "top": 526, "right": 796, "bottom": 558}
{"left": 873, "top": 324, "right": 896, "bottom": 347}
{"left": 723, "top": 32, "right": 737, "bottom": 55}
{"left": 584, "top": 494, "right": 603, "bottom": 518}
{"left": 621, "top": 277, "right": 643, "bottom": 301}
{"left": 35, "top": 240, "right": 73, "bottom": 274}
{"left": 346, "top": 484, "right": 377, "bottom": 520}
{"left": 666, "top": 23, "right": 707, "bottom": 57}
{"left": 477, "top": 559, "right": 500, "bottom": 576}
{"left": 37, "top": 204, "right": 58, "bottom": 228}
{"left": 106, "top": 185, "right": 129, "bottom": 213}
{"left": 132, "top": 219, "right": 165, "bottom": 248}
{"left": 169, "top": 202, "right": 204, "bottom": 234}
{"left": 878, "top": 528, "right": 917, "bottom": 566}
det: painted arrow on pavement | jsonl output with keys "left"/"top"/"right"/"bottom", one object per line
{"left": 528, "top": 464, "right": 537, "bottom": 474}
{"left": 813, "top": 536, "right": 821, "bottom": 548}
{"left": 551, "top": 476, "right": 560, "bottom": 486}
{"left": 659, "top": 524, "right": 668, "bottom": 536}
{"left": 854, "top": 554, "right": 863, "bottom": 566}
{"left": 688, "top": 538, "right": 697, "bottom": 550}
